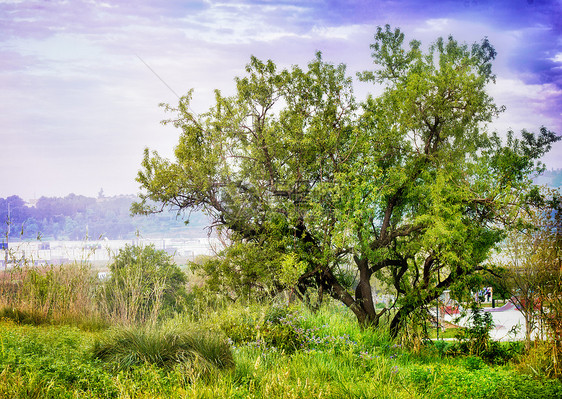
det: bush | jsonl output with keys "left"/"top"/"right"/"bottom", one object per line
{"left": 432, "top": 339, "right": 452, "bottom": 357}
{"left": 98, "top": 244, "right": 188, "bottom": 324}
{"left": 216, "top": 302, "right": 375, "bottom": 355}
{"left": 463, "top": 355, "right": 485, "bottom": 371}
{"left": 454, "top": 304, "right": 494, "bottom": 356}
{"left": 409, "top": 365, "right": 437, "bottom": 391}
{"left": 446, "top": 304, "right": 523, "bottom": 365}
{"left": 517, "top": 341, "right": 559, "bottom": 378}
{"left": 189, "top": 241, "right": 285, "bottom": 303}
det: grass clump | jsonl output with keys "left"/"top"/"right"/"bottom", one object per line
{"left": 0, "top": 306, "right": 48, "bottom": 326}
{"left": 92, "top": 324, "right": 234, "bottom": 372}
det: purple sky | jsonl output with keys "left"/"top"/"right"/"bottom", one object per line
{"left": 1, "top": 0, "right": 561, "bottom": 200}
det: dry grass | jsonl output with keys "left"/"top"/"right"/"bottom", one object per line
{"left": 0, "top": 262, "right": 101, "bottom": 327}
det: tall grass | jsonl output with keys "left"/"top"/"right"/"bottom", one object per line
{"left": 0, "top": 262, "right": 103, "bottom": 328}
{"left": 0, "top": 322, "right": 118, "bottom": 398}
{"left": 0, "top": 257, "right": 560, "bottom": 398}
{"left": 0, "top": 246, "right": 188, "bottom": 328}
{"left": 96, "top": 244, "right": 189, "bottom": 326}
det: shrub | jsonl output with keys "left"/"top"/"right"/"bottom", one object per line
{"left": 98, "top": 244, "right": 188, "bottom": 324}
{"left": 446, "top": 304, "right": 523, "bottom": 365}
{"left": 454, "top": 303, "right": 494, "bottom": 355}
{"left": 216, "top": 302, "right": 376, "bottom": 355}
{"left": 409, "top": 365, "right": 437, "bottom": 391}
{"left": 517, "top": 341, "right": 559, "bottom": 378}
{"left": 432, "top": 339, "right": 452, "bottom": 357}
{"left": 463, "top": 355, "right": 485, "bottom": 371}
{"left": 189, "top": 241, "right": 285, "bottom": 303}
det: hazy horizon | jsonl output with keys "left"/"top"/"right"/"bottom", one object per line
{"left": 2, "top": 0, "right": 561, "bottom": 200}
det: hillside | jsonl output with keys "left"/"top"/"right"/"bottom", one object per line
{"left": 0, "top": 194, "right": 210, "bottom": 241}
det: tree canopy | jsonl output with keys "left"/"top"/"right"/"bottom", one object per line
{"left": 134, "top": 25, "right": 560, "bottom": 337}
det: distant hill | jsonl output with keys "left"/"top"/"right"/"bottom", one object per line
{"left": 0, "top": 194, "right": 211, "bottom": 241}
{"left": 3, "top": 169, "right": 561, "bottom": 242}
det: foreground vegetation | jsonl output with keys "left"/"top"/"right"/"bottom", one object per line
{"left": 1, "top": 296, "right": 561, "bottom": 398}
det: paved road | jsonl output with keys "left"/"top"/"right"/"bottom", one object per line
{"left": 441, "top": 306, "right": 539, "bottom": 341}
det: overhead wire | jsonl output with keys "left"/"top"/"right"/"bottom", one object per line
{"left": 135, "top": 54, "right": 181, "bottom": 99}
{"left": 135, "top": 53, "right": 199, "bottom": 121}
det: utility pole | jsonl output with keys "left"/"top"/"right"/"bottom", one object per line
{"left": 436, "top": 298, "right": 439, "bottom": 340}
{"left": 436, "top": 267, "right": 441, "bottom": 340}
{"left": 4, "top": 203, "right": 10, "bottom": 271}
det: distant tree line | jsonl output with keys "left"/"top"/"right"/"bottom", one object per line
{"left": 0, "top": 194, "right": 208, "bottom": 241}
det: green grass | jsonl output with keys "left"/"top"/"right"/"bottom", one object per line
{"left": 1, "top": 301, "right": 561, "bottom": 398}
{"left": 427, "top": 327, "right": 461, "bottom": 339}
{"left": 92, "top": 324, "right": 235, "bottom": 372}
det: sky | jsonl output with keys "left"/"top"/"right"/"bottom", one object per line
{"left": 1, "top": 0, "right": 561, "bottom": 200}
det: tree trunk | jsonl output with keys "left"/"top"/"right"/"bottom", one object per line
{"left": 354, "top": 256, "right": 385, "bottom": 328}
{"left": 390, "top": 304, "right": 413, "bottom": 339}
{"left": 525, "top": 311, "right": 533, "bottom": 352}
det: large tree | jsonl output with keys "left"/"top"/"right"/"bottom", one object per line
{"left": 134, "top": 26, "right": 559, "bottom": 338}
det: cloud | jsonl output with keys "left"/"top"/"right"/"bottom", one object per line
{"left": 1, "top": 0, "right": 561, "bottom": 198}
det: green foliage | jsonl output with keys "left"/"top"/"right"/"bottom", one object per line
{"left": 531, "top": 194, "right": 562, "bottom": 378}
{"left": 490, "top": 188, "right": 562, "bottom": 375}
{"left": 279, "top": 252, "right": 308, "bottom": 288}
{"left": 463, "top": 355, "right": 486, "bottom": 371}
{"left": 213, "top": 304, "right": 301, "bottom": 352}
{"left": 92, "top": 325, "right": 234, "bottom": 372}
{"left": 190, "top": 240, "right": 284, "bottom": 302}
{"left": 99, "top": 244, "right": 187, "bottom": 324}
{"left": 214, "top": 300, "right": 394, "bottom": 356}
{"left": 445, "top": 304, "right": 522, "bottom": 365}
{"left": 1, "top": 300, "right": 562, "bottom": 398}
{"left": 454, "top": 304, "right": 495, "bottom": 356}
{"left": 0, "top": 323, "right": 119, "bottom": 398}
{"left": 517, "top": 341, "right": 560, "bottom": 378}
{"left": 134, "top": 25, "right": 560, "bottom": 339}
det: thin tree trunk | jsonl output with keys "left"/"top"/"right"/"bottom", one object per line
{"left": 390, "top": 304, "right": 414, "bottom": 339}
